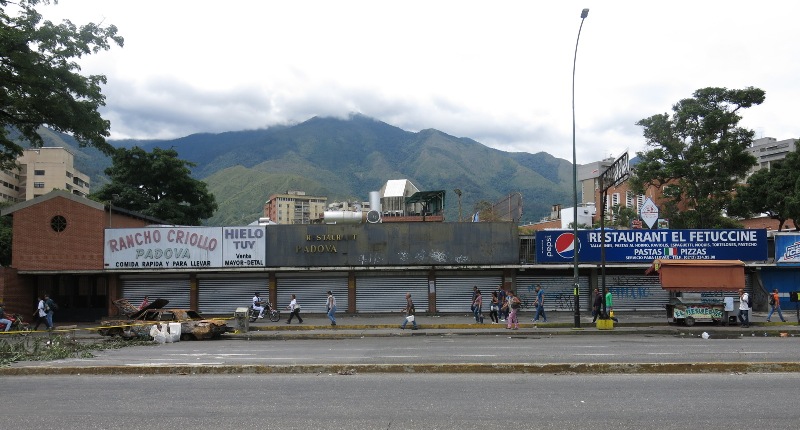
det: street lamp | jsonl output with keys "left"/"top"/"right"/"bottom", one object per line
{"left": 572, "top": 8, "right": 589, "bottom": 328}
{"left": 454, "top": 189, "right": 463, "bottom": 222}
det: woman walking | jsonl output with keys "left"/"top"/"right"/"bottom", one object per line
{"left": 489, "top": 291, "right": 500, "bottom": 324}
{"left": 472, "top": 289, "right": 484, "bottom": 323}
{"left": 505, "top": 291, "right": 521, "bottom": 330}
{"left": 286, "top": 294, "right": 303, "bottom": 324}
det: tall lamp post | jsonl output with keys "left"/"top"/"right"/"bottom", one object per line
{"left": 571, "top": 8, "right": 589, "bottom": 328}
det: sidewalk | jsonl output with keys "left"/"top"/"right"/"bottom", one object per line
{"left": 26, "top": 310, "right": 800, "bottom": 340}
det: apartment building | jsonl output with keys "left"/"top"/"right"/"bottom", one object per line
{"left": 747, "top": 137, "right": 798, "bottom": 174}
{"left": 0, "top": 147, "right": 90, "bottom": 203}
{"left": 263, "top": 190, "right": 327, "bottom": 225}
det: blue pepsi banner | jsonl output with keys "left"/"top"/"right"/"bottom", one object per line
{"left": 536, "top": 229, "right": 768, "bottom": 264}
{"left": 775, "top": 233, "right": 800, "bottom": 266}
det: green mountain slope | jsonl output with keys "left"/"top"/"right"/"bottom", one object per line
{"left": 24, "top": 115, "right": 574, "bottom": 225}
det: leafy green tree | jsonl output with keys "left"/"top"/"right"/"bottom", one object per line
{"left": 629, "top": 87, "right": 764, "bottom": 228}
{"left": 91, "top": 147, "right": 218, "bottom": 225}
{"left": 729, "top": 140, "right": 800, "bottom": 231}
{"left": 0, "top": 0, "right": 123, "bottom": 170}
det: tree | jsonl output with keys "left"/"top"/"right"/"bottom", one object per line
{"left": 729, "top": 140, "right": 800, "bottom": 231}
{"left": 91, "top": 147, "right": 218, "bottom": 225}
{"left": 0, "top": 0, "right": 123, "bottom": 170}
{"left": 629, "top": 87, "right": 765, "bottom": 228}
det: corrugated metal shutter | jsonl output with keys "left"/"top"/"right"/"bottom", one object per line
{"left": 515, "top": 275, "right": 590, "bottom": 312}
{"left": 197, "top": 275, "right": 269, "bottom": 315}
{"left": 276, "top": 273, "right": 349, "bottom": 313}
{"left": 356, "top": 272, "right": 429, "bottom": 312}
{"left": 120, "top": 275, "right": 191, "bottom": 309}
{"left": 434, "top": 273, "right": 503, "bottom": 312}
{"left": 600, "top": 274, "right": 667, "bottom": 311}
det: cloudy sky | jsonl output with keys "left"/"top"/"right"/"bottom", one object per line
{"left": 40, "top": 0, "right": 799, "bottom": 164}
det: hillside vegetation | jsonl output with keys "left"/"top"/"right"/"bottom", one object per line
{"left": 29, "top": 115, "right": 574, "bottom": 225}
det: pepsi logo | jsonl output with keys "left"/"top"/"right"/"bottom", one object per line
{"left": 555, "top": 232, "right": 580, "bottom": 259}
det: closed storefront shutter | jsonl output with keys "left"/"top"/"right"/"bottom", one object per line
{"left": 356, "top": 272, "right": 429, "bottom": 312}
{"left": 434, "top": 273, "right": 503, "bottom": 312}
{"left": 197, "top": 275, "right": 269, "bottom": 315}
{"left": 120, "top": 275, "right": 191, "bottom": 309}
{"left": 599, "top": 274, "right": 666, "bottom": 311}
{"left": 515, "top": 275, "right": 590, "bottom": 312}
{"left": 276, "top": 273, "right": 349, "bottom": 313}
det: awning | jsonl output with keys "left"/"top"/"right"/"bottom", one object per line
{"left": 646, "top": 259, "right": 745, "bottom": 291}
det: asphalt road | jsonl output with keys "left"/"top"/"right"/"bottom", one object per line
{"left": 6, "top": 373, "right": 800, "bottom": 429}
{"left": 11, "top": 332, "right": 800, "bottom": 369}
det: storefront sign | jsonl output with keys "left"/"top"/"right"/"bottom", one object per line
{"left": 536, "top": 229, "right": 767, "bottom": 263}
{"left": 104, "top": 226, "right": 267, "bottom": 270}
{"left": 775, "top": 233, "right": 800, "bottom": 266}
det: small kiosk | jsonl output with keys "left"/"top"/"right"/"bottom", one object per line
{"left": 647, "top": 259, "right": 745, "bottom": 326}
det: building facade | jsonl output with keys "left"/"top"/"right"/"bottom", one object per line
{"left": 0, "top": 147, "right": 91, "bottom": 204}
{"left": 263, "top": 191, "right": 327, "bottom": 225}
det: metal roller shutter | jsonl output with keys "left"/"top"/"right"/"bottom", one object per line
{"left": 515, "top": 275, "right": 590, "bottom": 312}
{"left": 276, "top": 273, "right": 349, "bottom": 313}
{"left": 356, "top": 272, "right": 429, "bottom": 313}
{"left": 598, "top": 274, "right": 667, "bottom": 311}
{"left": 434, "top": 273, "right": 503, "bottom": 312}
{"left": 120, "top": 275, "right": 191, "bottom": 309}
{"left": 197, "top": 275, "right": 269, "bottom": 315}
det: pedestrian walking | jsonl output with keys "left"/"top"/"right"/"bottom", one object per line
{"left": 591, "top": 288, "right": 602, "bottom": 323}
{"left": 505, "top": 290, "right": 521, "bottom": 330}
{"left": 470, "top": 286, "right": 478, "bottom": 314}
{"left": 44, "top": 293, "right": 56, "bottom": 328}
{"left": 400, "top": 292, "right": 418, "bottom": 330}
{"left": 738, "top": 289, "right": 750, "bottom": 327}
{"left": 326, "top": 290, "right": 337, "bottom": 326}
{"left": 489, "top": 291, "right": 500, "bottom": 324}
{"left": 286, "top": 294, "right": 303, "bottom": 324}
{"left": 472, "top": 289, "right": 484, "bottom": 323}
{"left": 766, "top": 288, "right": 786, "bottom": 322}
{"left": 532, "top": 285, "right": 547, "bottom": 322}
{"left": 33, "top": 295, "right": 50, "bottom": 330}
{"left": 497, "top": 285, "right": 507, "bottom": 322}
{"left": 605, "top": 290, "right": 618, "bottom": 323}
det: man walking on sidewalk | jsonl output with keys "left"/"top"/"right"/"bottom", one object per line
{"left": 738, "top": 289, "right": 750, "bottom": 328}
{"left": 533, "top": 285, "right": 547, "bottom": 322}
{"left": 400, "top": 292, "right": 418, "bottom": 330}
{"left": 326, "top": 290, "right": 337, "bottom": 326}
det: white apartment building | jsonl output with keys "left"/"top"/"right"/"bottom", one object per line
{"left": 747, "top": 137, "right": 798, "bottom": 173}
{"left": 0, "top": 147, "right": 90, "bottom": 203}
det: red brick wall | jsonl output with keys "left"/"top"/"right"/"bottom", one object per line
{"left": 12, "top": 197, "right": 106, "bottom": 270}
{"left": 10, "top": 196, "right": 152, "bottom": 271}
{"left": 0, "top": 267, "right": 35, "bottom": 315}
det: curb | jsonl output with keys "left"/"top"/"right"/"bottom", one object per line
{"left": 4, "top": 362, "right": 800, "bottom": 376}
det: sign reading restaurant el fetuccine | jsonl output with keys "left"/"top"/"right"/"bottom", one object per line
{"left": 104, "top": 227, "right": 267, "bottom": 270}
{"left": 536, "top": 229, "right": 768, "bottom": 264}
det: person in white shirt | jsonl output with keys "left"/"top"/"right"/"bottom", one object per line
{"left": 326, "top": 291, "right": 337, "bottom": 326}
{"left": 738, "top": 289, "right": 750, "bottom": 328}
{"left": 252, "top": 292, "right": 265, "bottom": 319}
{"left": 286, "top": 294, "right": 303, "bottom": 324}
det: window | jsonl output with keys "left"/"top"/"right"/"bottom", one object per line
{"left": 66, "top": 172, "right": 73, "bottom": 178}
{"left": 34, "top": 182, "right": 45, "bottom": 188}
{"left": 50, "top": 215, "right": 67, "bottom": 232}
{"left": 34, "top": 169, "right": 45, "bottom": 175}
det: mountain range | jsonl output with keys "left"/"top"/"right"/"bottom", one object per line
{"left": 34, "top": 114, "right": 575, "bottom": 226}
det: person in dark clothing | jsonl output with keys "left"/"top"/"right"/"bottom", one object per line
{"left": 592, "top": 288, "right": 603, "bottom": 323}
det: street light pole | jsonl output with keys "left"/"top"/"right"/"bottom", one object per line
{"left": 572, "top": 8, "right": 589, "bottom": 328}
